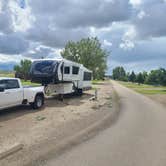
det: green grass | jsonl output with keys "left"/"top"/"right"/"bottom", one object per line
{"left": 0, "top": 71, "right": 15, "bottom": 78}
{"left": 21, "top": 80, "right": 40, "bottom": 86}
{"left": 92, "top": 80, "right": 103, "bottom": 85}
{"left": 135, "top": 89, "right": 166, "bottom": 95}
{"left": 118, "top": 81, "right": 166, "bottom": 95}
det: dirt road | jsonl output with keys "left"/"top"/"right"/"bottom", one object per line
{"left": 44, "top": 81, "right": 166, "bottom": 166}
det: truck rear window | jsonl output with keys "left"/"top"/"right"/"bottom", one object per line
{"left": 0, "top": 80, "right": 20, "bottom": 89}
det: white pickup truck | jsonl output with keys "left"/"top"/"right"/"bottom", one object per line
{"left": 0, "top": 77, "right": 45, "bottom": 110}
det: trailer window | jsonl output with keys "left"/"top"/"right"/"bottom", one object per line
{"left": 0, "top": 80, "right": 5, "bottom": 85}
{"left": 32, "top": 61, "right": 56, "bottom": 74}
{"left": 72, "top": 66, "right": 79, "bottom": 75}
{"left": 64, "top": 66, "right": 70, "bottom": 74}
{"left": 83, "top": 72, "right": 92, "bottom": 81}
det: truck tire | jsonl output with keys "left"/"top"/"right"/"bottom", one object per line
{"left": 32, "top": 94, "right": 44, "bottom": 109}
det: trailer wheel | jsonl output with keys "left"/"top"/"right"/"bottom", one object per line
{"left": 32, "top": 94, "right": 44, "bottom": 109}
{"left": 76, "top": 89, "right": 83, "bottom": 96}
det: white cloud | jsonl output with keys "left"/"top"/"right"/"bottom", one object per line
{"left": 103, "top": 39, "right": 112, "bottom": 47}
{"left": 23, "top": 44, "right": 61, "bottom": 59}
{"left": 0, "top": 1, "right": 2, "bottom": 13}
{"left": 0, "top": 53, "right": 22, "bottom": 63}
{"left": 119, "top": 40, "right": 135, "bottom": 50}
{"left": 130, "top": 0, "right": 142, "bottom": 6}
{"left": 119, "top": 26, "right": 136, "bottom": 50}
{"left": 9, "top": 0, "right": 34, "bottom": 32}
{"left": 124, "top": 26, "right": 137, "bottom": 40}
{"left": 46, "top": 49, "right": 62, "bottom": 59}
{"left": 137, "top": 10, "right": 146, "bottom": 19}
{"left": 129, "top": 0, "right": 142, "bottom": 7}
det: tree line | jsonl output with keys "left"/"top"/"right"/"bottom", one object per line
{"left": 14, "top": 59, "right": 32, "bottom": 81}
{"left": 112, "top": 66, "right": 166, "bottom": 86}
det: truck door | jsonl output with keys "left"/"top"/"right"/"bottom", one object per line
{"left": 3, "top": 79, "right": 23, "bottom": 107}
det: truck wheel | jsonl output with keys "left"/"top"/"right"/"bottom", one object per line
{"left": 32, "top": 95, "right": 44, "bottom": 109}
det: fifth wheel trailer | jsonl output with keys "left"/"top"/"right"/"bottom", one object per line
{"left": 30, "top": 58, "right": 92, "bottom": 95}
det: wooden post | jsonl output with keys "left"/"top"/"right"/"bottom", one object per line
{"left": 95, "top": 89, "right": 98, "bottom": 100}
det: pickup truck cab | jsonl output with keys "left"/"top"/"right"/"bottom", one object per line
{"left": 0, "top": 77, "right": 45, "bottom": 110}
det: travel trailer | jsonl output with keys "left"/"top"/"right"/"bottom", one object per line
{"left": 30, "top": 58, "right": 92, "bottom": 95}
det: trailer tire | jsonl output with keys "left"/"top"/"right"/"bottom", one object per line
{"left": 75, "top": 88, "right": 83, "bottom": 96}
{"left": 32, "top": 94, "right": 44, "bottom": 109}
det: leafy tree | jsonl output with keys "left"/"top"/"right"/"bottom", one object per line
{"left": 142, "top": 71, "right": 148, "bottom": 84}
{"left": 148, "top": 70, "right": 160, "bottom": 85}
{"left": 146, "top": 68, "right": 166, "bottom": 86}
{"left": 129, "top": 71, "right": 136, "bottom": 83}
{"left": 14, "top": 59, "right": 32, "bottom": 80}
{"left": 112, "top": 66, "right": 127, "bottom": 81}
{"left": 136, "top": 72, "right": 144, "bottom": 84}
{"left": 126, "top": 72, "right": 130, "bottom": 81}
{"left": 160, "top": 68, "right": 166, "bottom": 86}
{"left": 13, "top": 65, "right": 21, "bottom": 74}
{"left": 61, "top": 37, "right": 108, "bottom": 79}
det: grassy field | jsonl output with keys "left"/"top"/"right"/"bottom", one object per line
{"left": 21, "top": 80, "right": 40, "bottom": 86}
{"left": 0, "top": 71, "right": 15, "bottom": 78}
{"left": 118, "top": 81, "right": 166, "bottom": 95}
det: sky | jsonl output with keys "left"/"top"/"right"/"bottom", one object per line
{"left": 0, "top": 0, "right": 166, "bottom": 73}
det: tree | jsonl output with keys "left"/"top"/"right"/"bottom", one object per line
{"left": 129, "top": 71, "right": 136, "bottom": 83}
{"left": 159, "top": 68, "right": 166, "bottom": 86}
{"left": 142, "top": 71, "right": 148, "bottom": 84}
{"left": 112, "top": 66, "right": 127, "bottom": 81}
{"left": 61, "top": 37, "right": 108, "bottom": 80}
{"left": 14, "top": 59, "right": 32, "bottom": 80}
{"left": 126, "top": 72, "right": 130, "bottom": 82}
{"left": 136, "top": 72, "right": 144, "bottom": 84}
{"left": 146, "top": 68, "right": 166, "bottom": 86}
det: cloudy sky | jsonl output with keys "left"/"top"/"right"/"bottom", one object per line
{"left": 0, "top": 0, "right": 166, "bottom": 73}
